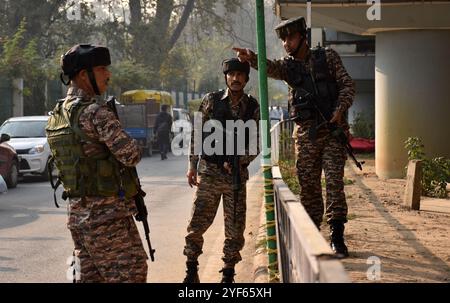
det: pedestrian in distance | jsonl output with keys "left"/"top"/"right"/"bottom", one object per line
{"left": 154, "top": 104, "right": 173, "bottom": 160}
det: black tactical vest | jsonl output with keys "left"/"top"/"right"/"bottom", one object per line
{"left": 286, "top": 47, "right": 339, "bottom": 123}
{"left": 201, "top": 90, "right": 258, "bottom": 166}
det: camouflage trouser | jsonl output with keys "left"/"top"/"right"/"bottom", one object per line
{"left": 70, "top": 216, "right": 148, "bottom": 283}
{"left": 184, "top": 163, "right": 247, "bottom": 267}
{"left": 295, "top": 122, "right": 348, "bottom": 228}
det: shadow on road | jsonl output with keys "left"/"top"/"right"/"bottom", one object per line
{"left": 0, "top": 207, "right": 39, "bottom": 230}
{"left": 0, "top": 267, "right": 18, "bottom": 273}
{"left": 0, "top": 207, "right": 65, "bottom": 230}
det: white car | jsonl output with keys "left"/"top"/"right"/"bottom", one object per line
{"left": 0, "top": 116, "right": 51, "bottom": 180}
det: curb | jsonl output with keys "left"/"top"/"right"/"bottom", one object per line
{"left": 253, "top": 199, "right": 269, "bottom": 283}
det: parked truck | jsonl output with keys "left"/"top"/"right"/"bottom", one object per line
{"left": 118, "top": 90, "right": 174, "bottom": 156}
{"left": 116, "top": 102, "right": 155, "bottom": 156}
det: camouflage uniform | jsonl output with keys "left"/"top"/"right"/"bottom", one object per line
{"left": 249, "top": 48, "right": 355, "bottom": 227}
{"left": 65, "top": 86, "right": 148, "bottom": 282}
{"left": 184, "top": 88, "right": 260, "bottom": 267}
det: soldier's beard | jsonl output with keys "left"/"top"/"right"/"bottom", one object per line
{"left": 229, "top": 87, "right": 244, "bottom": 95}
{"left": 230, "top": 82, "right": 242, "bottom": 90}
{"left": 228, "top": 81, "right": 245, "bottom": 94}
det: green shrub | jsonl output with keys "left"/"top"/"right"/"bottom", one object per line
{"left": 350, "top": 111, "right": 374, "bottom": 139}
{"left": 404, "top": 137, "right": 450, "bottom": 198}
{"left": 279, "top": 128, "right": 295, "bottom": 162}
{"left": 279, "top": 159, "right": 299, "bottom": 195}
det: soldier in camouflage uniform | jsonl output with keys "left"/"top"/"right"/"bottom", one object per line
{"left": 46, "top": 44, "right": 148, "bottom": 282}
{"left": 234, "top": 16, "right": 355, "bottom": 258}
{"left": 183, "top": 58, "right": 260, "bottom": 283}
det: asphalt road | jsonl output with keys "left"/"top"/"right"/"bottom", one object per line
{"left": 0, "top": 152, "right": 261, "bottom": 283}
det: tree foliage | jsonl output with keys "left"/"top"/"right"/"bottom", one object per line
{"left": 405, "top": 137, "right": 450, "bottom": 198}
{"left": 109, "top": 59, "right": 152, "bottom": 96}
{"left": 0, "top": 20, "right": 42, "bottom": 80}
{"left": 0, "top": 1, "right": 286, "bottom": 114}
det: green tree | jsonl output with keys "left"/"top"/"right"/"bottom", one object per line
{"left": 124, "top": 0, "right": 242, "bottom": 86}
{"left": 405, "top": 137, "right": 450, "bottom": 198}
{"left": 0, "top": 0, "right": 73, "bottom": 58}
{"left": 159, "top": 47, "right": 190, "bottom": 91}
{"left": 0, "top": 20, "right": 41, "bottom": 79}
{"left": 0, "top": 19, "right": 49, "bottom": 115}
{"left": 1, "top": 0, "right": 245, "bottom": 90}
{"left": 109, "top": 60, "right": 152, "bottom": 96}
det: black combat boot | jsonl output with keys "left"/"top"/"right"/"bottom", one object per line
{"left": 329, "top": 221, "right": 349, "bottom": 258}
{"left": 183, "top": 261, "right": 200, "bottom": 283}
{"left": 219, "top": 267, "right": 235, "bottom": 283}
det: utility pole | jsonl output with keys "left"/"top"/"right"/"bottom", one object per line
{"left": 255, "top": 0, "right": 278, "bottom": 282}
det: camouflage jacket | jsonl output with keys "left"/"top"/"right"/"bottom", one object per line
{"left": 249, "top": 47, "right": 355, "bottom": 126}
{"left": 65, "top": 86, "right": 141, "bottom": 229}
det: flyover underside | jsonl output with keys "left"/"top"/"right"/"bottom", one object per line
{"left": 275, "top": 2, "right": 450, "bottom": 35}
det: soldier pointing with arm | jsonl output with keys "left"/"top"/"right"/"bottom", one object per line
{"left": 46, "top": 44, "right": 148, "bottom": 282}
{"left": 234, "top": 16, "right": 355, "bottom": 258}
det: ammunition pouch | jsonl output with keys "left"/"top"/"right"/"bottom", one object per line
{"left": 290, "top": 89, "right": 316, "bottom": 123}
{"left": 200, "top": 90, "right": 258, "bottom": 165}
{"left": 286, "top": 47, "right": 339, "bottom": 124}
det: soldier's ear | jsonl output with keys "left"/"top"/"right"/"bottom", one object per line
{"left": 77, "top": 69, "right": 88, "bottom": 81}
{"left": 299, "top": 32, "right": 306, "bottom": 42}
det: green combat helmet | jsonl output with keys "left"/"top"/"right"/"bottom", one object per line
{"left": 222, "top": 58, "right": 250, "bottom": 81}
{"left": 60, "top": 44, "right": 111, "bottom": 95}
{"left": 274, "top": 16, "right": 307, "bottom": 40}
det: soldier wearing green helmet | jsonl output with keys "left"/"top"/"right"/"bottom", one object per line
{"left": 183, "top": 58, "right": 260, "bottom": 283}
{"left": 46, "top": 44, "right": 148, "bottom": 282}
{"left": 275, "top": 16, "right": 307, "bottom": 40}
{"left": 234, "top": 16, "right": 355, "bottom": 258}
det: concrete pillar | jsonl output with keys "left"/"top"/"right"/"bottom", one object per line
{"left": 12, "top": 78, "right": 23, "bottom": 117}
{"left": 375, "top": 30, "right": 450, "bottom": 179}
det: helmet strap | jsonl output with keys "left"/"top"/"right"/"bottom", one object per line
{"left": 291, "top": 35, "right": 306, "bottom": 58}
{"left": 60, "top": 73, "right": 71, "bottom": 86}
{"left": 225, "top": 75, "right": 232, "bottom": 92}
{"left": 86, "top": 67, "right": 101, "bottom": 96}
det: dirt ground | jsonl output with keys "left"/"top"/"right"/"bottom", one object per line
{"left": 320, "top": 156, "right": 450, "bottom": 283}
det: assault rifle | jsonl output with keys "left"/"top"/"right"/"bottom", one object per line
{"left": 289, "top": 88, "right": 364, "bottom": 171}
{"left": 106, "top": 96, "right": 156, "bottom": 261}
